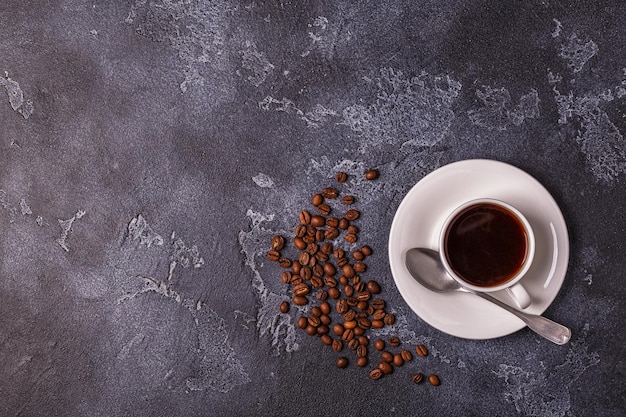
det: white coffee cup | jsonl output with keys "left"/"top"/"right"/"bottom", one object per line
{"left": 438, "top": 198, "right": 534, "bottom": 309}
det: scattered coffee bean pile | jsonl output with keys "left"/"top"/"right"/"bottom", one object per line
{"left": 268, "top": 169, "right": 441, "bottom": 386}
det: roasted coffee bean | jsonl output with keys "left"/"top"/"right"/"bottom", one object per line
{"left": 369, "top": 368, "right": 383, "bottom": 380}
{"left": 370, "top": 299, "right": 385, "bottom": 310}
{"left": 341, "top": 195, "right": 355, "bottom": 205}
{"left": 356, "top": 291, "right": 371, "bottom": 302}
{"left": 371, "top": 320, "right": 384, "bottom": 328}
{"left": 354, "top": 281, "right": 365, "bottom": 293}
{"left": 279, "top": 301, "right": 290, "bottom": 313}
{"left": 357, "top": 357, "right": 368, "bottom": 367}
{"left": 320, "top": 334, "right": 332, "bottom": 345}
{"left": 271, "top": 235, "right": 285, "bottom": 250}
{"left": 316, "top": 289, "right": 328, "bottom": 301}
{"left": 346, "top": 297, "right": 358, "bottom": 307}
{"left": 291, "top": 260, "right": 302, "bottom": 274}
{"left": 278, "top": 257, "right": 291, "bottom": 268}
{"left": 317, "top": 203, "right": 331, "bottom": 215}
{"left": 347, "top": 225, "right": 359, "bottom": 235}
{"left": 339, "top": 276, "right": 349, "bottom": 286}
{"left": 299, "top": 210, "right": 311, "bottom": 224}
{"left": 343, "top": 320, "right": 357, "bottom": 330}
{"left": 358, "top": 336, "right": 369, "bottom": 346}
{"left": 345, "top": 209, "right": 360, "bottom": 221}
{"left": 352, "top": 250, "right": 365, "bottom": 261}
{"left": 348, "top": 339, "right": 360, "bottom": 350}
{"left": 336, "top": 299, "right": 348, "bottom": 314}
{"left": 290, "top": 275, "right": 303, "bottom": 285}
{"left": 328, "top": 287, "right": 340, "bottom": 299}
{"left": 315, "top": 229, "right": 325, "bottom": 242}
{"left": 267, "top": 250, "right": 280, "bottom": 261}
{"left": 415, "top": 344, "right": 428, "bottom": 357}
{"left": 367, "top": 305, "right": 375, "bottom": 316}
{"left": 322, "top": 241, "right": 334, "bottom": 254}
{"left": 317, "top": 325, "right": 329, "bottom": 335}
{"left": 336, "top": 357, "right": 349, "bottom": 369}
{"left": 305, "top": 325, "right": 316, "bottom": 336}
{"left": 300, "top": 266, "right": 312, "bottom": 280}
{"left": 357, "top": 301, "right": 368, "bottom": 311}
{"left": 324, "top": 227, "right": 339, "bottom": 240}
{"left": 310, "top": 215, "right": 325, "bottom": 227}
{"left": 322, "top": 263, "right": 336, "bottom": 276}
{"left": 320, "top": 301, "right": 330, "bottom": 315}
{"left": 292, "top": 295, "right": 308, "bottom": 306}
{"left": 312, "top": 263, "right": 324, "bottom": 277}
{"left": 306, "top": 242, "right": 319, "bottom": 255}
{"left": 311, "top": 194, "right": 323, "bottom": 206}
{"left": 310, "top": 276, "right": 323, "bottom": 289}
{"left": 310, "top": 306, "right": 322, "bottom": 317}
{"left": 401, "top": 349, "right": 413, "bottom": 362}
{"left": 343, "top": 285, "right": 354, "bottom": 297}
{"left": 412, "top": 372, "right": 424, "bottom": 384}
{"left": 374, "top": 339, "right": 385, "bottom": 351}
{"left": 302, "top": 234, "right": 315, "bottom": 244}
{"left": 357, "top": 311, "right": 368, "bottom": 319}
{"left": 344, "top": 233, "right": 357, "bottom": 243}
{"left": 336, "top": 171, "right": 348, "bottom": 183}
{"left": 297, "top": 317, "right": 308, "bottom": 329}
{"left": 372, "top": 310, "right": 386, "bottom": 321}
{"left": 365, "top": 169, "right": 379, "bottom": 180}
{"left": 306, "top": 225, "right": 316, "bottom": 236}
{"left": 307, "top": 315, "right": 321, "bottom": 327}
{"left": 324, "top": 276, "right": 338, "bottom": 288}
{"left": 381, "top": 351, "right": 394, "bottom": 363}
{"left": 332, "top": 339, "right": 343, "bottom": 352}
{"left": 361, "top": 245, "right": 373, "bottom": 256}
{"left": 342, "top": 328, "right": 355, "bottom": 341}
{"left": 281, "top": 271, "right": 292, "bottom": 284}
{"left": 294, "top": 237, "right": 306, "bottom": 250}
{"left": 333, "top": 323, "right": 345, "bottom": 336}
{"left": 315, "top": 251, "right": 328, "bottom": 263}
{"left": 322, "top": 187, "right": 339, "bottom": 199}
{"left": 325, "top": 217, "right": 339, "bottom": 228}
{"left": 384, "top": 314, "right": 395, "bottom": 326}
{"left": 388, "top": 337, "right": 401, "bottom": 347}
{"left": 366, "top": 280, "right": 381, "bottom": 294}
{"left": 354, "top": 262, "right": 366, "bottom": 273}
{"left": 357, "top": 345, "right": 367, "bottom": 358}
{"left": 358, "top": 318, "right": 371, "bottom": 329}
{"left": 342, "top": 309, "right": 356, "bottom": 322}
{"left": 338, "top": 218, "right": 349, "bottom": 230}
{"left": 337, "top": 257, "right": 349, "bottom": 267}
{"left": 378, "top": 361, "right": 393, "bottom": 375}
{"left": 428, "top": 374, "right": 441, "bottom": 386}
{"left": 294, "top": 224, "right": 307, "bottom": 238}
{"left": 308, "top": 256, "right": 317, "bottom": 268}
{"left": 342, "top": 264, "right": 355, "bottom": 278}
{"left": 353, "top": 326, "right": 365, "bottom": 336}
{"left": 393, "top": 354, "right": 404, "bottom": 367}
{"left": 320, "top": 314, "right": 331, "bottom": 326}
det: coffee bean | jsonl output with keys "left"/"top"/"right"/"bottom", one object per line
{"left": 278, "top": 257, "right": 291, "bottom": 268}
{"left": 300, "top": 266, "right": 311, "bottom": 280}
{"left": 299, "top": 210, "right": 311, "bottom": 224}
{"left": 317, "top": 203, "right": 331, "bottom": 215}
{"left": 357, "top": 345, "right": 367, "bottom": 358}
{"left": 315, "top": 251, "right": 328, "bottom": 263}
{"left": 393, "top": 354, "right": 404, "bottom": 367}
{"left": 354, "top": 281, "right": 365, "bottom": 292}
{"left": 293, "top": 283, "right": 309, "bottom": 297}
{"left": 279, "top": 301, "right": 290, "bottom": 313}
{"left": 401, "top": 349, "right": 413, "bottom": 362}
{"left": 341, "top": 195, "right": 355, "bottom": 205}
{"left": 356, "top": 291, "right": 371, "bottom": 302}
{"left": 324, "top": 227, "right": 339, "bottom": 240}
{"left": 305, "top": 325, "right": 316, "bottom": 336}
{"left": 339, "top": 276, "right": 349, "bottom": 286}
{"left": 383, "top": 313, "right": 395, "bottom": 326}
{"left": 306, "top": 242, "right": 319, "bottom": 255}
{"left": 371, "top": 319, "right": 384, "bottom": 328}
{"left": 322, "top": 241, "right": 334, "bottom": 254}
{"left": 320, "top": 314, "right": 331, "bottom": 326}
{"left": 365, "top": 169, "right": 379, "bottom": 180}
{"left": 311, "top": 274, "right": 324, "bottom": 287}
{"left": 316, "top": 289, "right": 328, "bottom": 301}
{"left": 353, "top": 262, "right": 366, "bottom": 273}
{"left": 370, "top": 299, "right": 385, "bottom": 310}
{"left": 333, "top": 248, "right": 345, "bottom": 259}
{"left": 344, "top": 233, "right": 358, "bottom": 243}
{"left": 311, "top": 194, "right": 323, "bottom": 206}
{"left": 358, "top": 318, "right": 371, "bottom": 329}
{"left": 353, "top": 326, "right": 365, "bottom": 336}
{"left": 271, "top": 235, "right": 285, "bottom": 251}
{"left": 428, "top": 374, "right": 441, "bottom": 386}
{"left": 378, "top": 361, "right": 393, "bottom": 375}
{"left": 388, "top": 337, "right": 401, "bottom": 347}
{"left": 267, "top": 250, "right": 280, "bottom": 261}
{"left": 338, "top": 218, "right": 349, "bottom": 230}
{"left": 297, "top": 317, "right": 307, "bottom": 329}
{"left": 347, "top": 225, "right": 359, "bottom": 235}
{"left": 345, "top": 209, "right": 360, "bottom": 221}
{"left": 381, "top": 351, "right": 393, "bottom": 363}
{"left": 328, "top": 287, "right": 340, "bottom": 299}
{"left": 332, "top": 339, "right": 343, "bottom": 352}
{"left": 332, "top": 323, "right": 344, "bottom": 336}
{"left": 292, "top": 295, "right": 308, "bottom": 306}
{"left": 316, "top": 324, "right": 329, "bottom": 335}
{"left": 342, "top": 264, "right": 355, "bottom": 278}
{"left": 291, "top": 274, "right": 303, "bottom": 285}
{"left": 366, "top": 280, "right": 381, "bottom": 294}
{"left": 307, "top": 316, "right": 321, "bottom": 327}
{"left": 320, "top": 334, "right": 332, "bottom": 345}
{"left": 311, "top": 215, "right": 325, "bottom": 227}
{"left": 281, "top": 271, "right": 292, "bottom": 284}
{"left": 348, "top": 339, "right": 360, "bottom": 350}
{"left": 311, "top": 306, "right": 322, "bottom": 317}
{"left": 352, "top": 250, "right": 365, "bottom": 261}
{"left": 342, "top": 328, "right": 355, "bottom": 341}
{"left": 361, "top": 245, "right": 373, "bottom": 256}
{"left": 294, "top": 237, "right": 306, "bottom": 250}
{"left": 336, "top": 171, "right": 348, "bottom": 183}
{"left": 411, "top": 372, "right": 424, "bottom": 384}
{"left": 324, "top": 276, "right": 338, "bottom": 288}
{"left": 326, "top": 217, "right": 339, "bottom": 228}
{"left": 369, "top": 368, "right": 383, "bottom": 380}
{"left": 358, "top": 336, "right": 369, "bottom": 346}
{"left": 374, "top": 339, "right": 385, "bottom": 351}
{"left": 322, "top": 187, "right": 339, "bottom": 199}
{"left": 294, "top": 224, "right": 306, "bottom": 238}
{"left": 320, "top": 301, "right": 331, "bottom": 315}
{"left": 336, "top": 357, "right": 349, "bottom": 368}
{"left": 337, "top": 257, "right": 348, "bottom": 267}
{"left": 343, "top": 320, "right": 357, "bottom": 330}
{"left": 342, "top": 309, "right": 356, "bottom": 322}
{"left": 415, "top": 344, "right": 428, "bottom": 357}
{"left": 336, "top": 299, "right": 348, "bottom": 314}
{"left": 357, "top": 357, "right": 368, "bottom": 367}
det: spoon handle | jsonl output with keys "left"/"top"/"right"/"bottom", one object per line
{"left": 475, "top": 292, "right": 571, "bottom": 345}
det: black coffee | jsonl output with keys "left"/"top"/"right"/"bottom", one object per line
{"left": 443, "top": 203, "right": 528, "bottom": 287}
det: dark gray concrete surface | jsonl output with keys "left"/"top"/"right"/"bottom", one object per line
{"left": 1, "top": 1, "right": 624, "bottom": 416}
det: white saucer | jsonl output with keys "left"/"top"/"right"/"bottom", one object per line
{"left": 388, "top": 159, "right": 569, "bottom": 340}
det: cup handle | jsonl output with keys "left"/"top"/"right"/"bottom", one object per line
{"left": 505, "top": 283, "right": 531, "bottom": 309}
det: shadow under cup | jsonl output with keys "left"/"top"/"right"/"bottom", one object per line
{"left": 441, "top": 199, "right": 534, "bottom": 290}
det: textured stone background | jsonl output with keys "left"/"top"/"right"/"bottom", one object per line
{"left": 0, "top": 1, "right": 624, "bottom": 416}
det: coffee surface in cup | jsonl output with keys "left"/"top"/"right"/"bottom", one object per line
{"left": 443, "top": 203, "right": 528, "bottom": 287}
